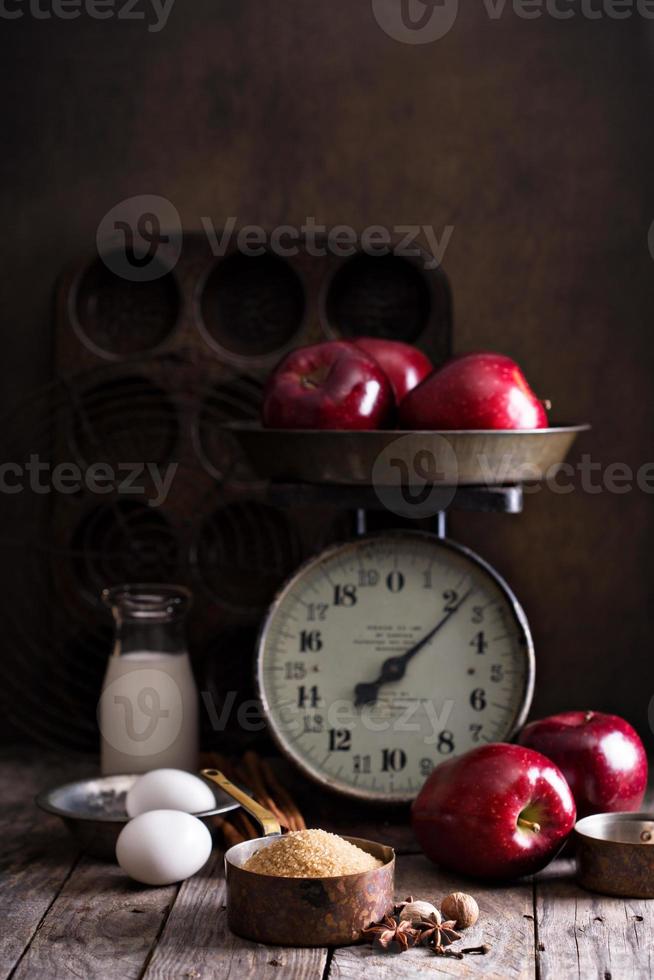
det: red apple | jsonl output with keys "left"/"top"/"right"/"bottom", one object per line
{"left": 353, "top": 338, "right": 432, "bottom": 403}
{"left": 262, "top": 341, "right": 393, "bottom": 430}
{"left": 411, "top": 743, "right": 576, "bottom": 880}
{"left": 399, "top": 352, "right": 549, "bottom": 430}
{"left": 517, "top": 711, "right": 648, "bottom": 819}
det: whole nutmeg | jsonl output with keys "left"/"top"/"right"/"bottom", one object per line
{"left": 398, "top": 900, "right": 441, "bottom": 925}
{"left": 440, "top": 892, "right": 479, "bottom": 930}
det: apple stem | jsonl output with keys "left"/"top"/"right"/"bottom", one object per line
{"left": 517, "top": 817, "right": 541, "bottom": 833}
{"left": 300, "top": 377, "right": 320, "bottom": 390}
{"left": 584, "top": 710, "right": 594, "bottom": 722}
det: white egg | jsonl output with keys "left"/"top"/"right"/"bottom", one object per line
{"left": 125, "top": 769, "right": 216, "bottom": 818}
{"left": 116, "top": 810, "right": 212, "bottom": 886}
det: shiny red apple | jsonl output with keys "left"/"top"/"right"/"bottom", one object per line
{"left": 353, "top": 337, "right": 432, "bottom": 403}
{"left": 399, "top": 351, "right": 549, "bottom": 430}
{"left": 411, "top": 743, "right": 576, "bottom": 880}
{"left": 262, "top": 340, "right": 393, "bottom": 430}
{"left": 517, "top": 711, "right": 648, "bottom": 819}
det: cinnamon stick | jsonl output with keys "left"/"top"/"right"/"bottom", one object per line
{"left": 240, "top": 751, "right": 289, "bottom": 830}
{"left": 259, "top": 757, "right": 306, "bottom": 831}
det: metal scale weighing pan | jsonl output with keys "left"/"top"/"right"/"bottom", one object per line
{"left": 224, "top": 421, "right": 590, "bottom": 486}
{"left": 202, "top": 769, "right": 395, "bottom": 947}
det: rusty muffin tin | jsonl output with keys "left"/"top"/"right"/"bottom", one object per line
{"left": 9, "top": 232, "right": 452, "bottom": 753}
{"left": 203, "top": 769, "right": 395, "bottom": 947}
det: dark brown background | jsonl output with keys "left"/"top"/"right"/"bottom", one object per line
{"left": 1, "top": 1, "right": 653, "bottom": 742}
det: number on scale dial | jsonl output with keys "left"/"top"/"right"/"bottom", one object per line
{"left": 256, "top": 531, "right": 534, "bottom": 803}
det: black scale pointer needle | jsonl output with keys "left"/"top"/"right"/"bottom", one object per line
{"left": 353, "top": 588, "right": 473, "bottom": 707}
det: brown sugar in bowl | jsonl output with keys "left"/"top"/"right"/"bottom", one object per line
{"left": 242, "top": 829, "right": 383, "bottom": 877}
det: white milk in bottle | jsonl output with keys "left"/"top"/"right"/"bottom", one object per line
{"left": 98, "top": 585, "right": 199, "bottom": 774}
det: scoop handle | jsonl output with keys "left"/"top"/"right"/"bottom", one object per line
{"left": 200, "top": 768, "right": 281, "bottom": 837}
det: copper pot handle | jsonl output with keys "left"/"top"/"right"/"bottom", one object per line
{"left": 201, "top": 768, "right": 281, "bottom": 837}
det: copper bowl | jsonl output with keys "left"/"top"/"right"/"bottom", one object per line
{"left": 575, "top": 811, "right": 654, "bottom": 898}
{"left": 224, "top": 834, "right": 395, "bottom": 947}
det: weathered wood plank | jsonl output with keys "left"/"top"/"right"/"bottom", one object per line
{"left": 142, "top": 848, "right": 327, "bottom": 980}
{"left": 10, "top": 858, "right": 177, "bottom": 980}
{"left": 0, "top": 750, "right": 88, "bottom": 978}
{"left": 0, "top": 810, "right": 79, "bottom": 979}
{"left": 4, "top": 748, "right": 653, "bottom": 980}
{"left": 329, "top": 854, "right": 536, "bottom": 979}
{"left": 535, "top": 858, "right": 654, "bottom": 980}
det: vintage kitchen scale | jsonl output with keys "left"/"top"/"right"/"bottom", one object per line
{"left": 226, "top": 429, "right": 586, "bottom": 805}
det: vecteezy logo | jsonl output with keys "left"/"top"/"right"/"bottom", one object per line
{"left": 114, "top": 687, "right": 170, "bottom": 742}
{"left": 371, "top": 433, "right": 458, "bottom": 518}
{"left": 97, "top": 668, "right": 183, "bottom": 760}
{"left": 371, "top": 0, "right": 459, "bottom": 44}
{"left": 96, "top": 194, "right": 182, "bottom": 282}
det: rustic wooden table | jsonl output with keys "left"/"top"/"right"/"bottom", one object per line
{"left": 2, "top": 749, "right": 652, "bottom": 980}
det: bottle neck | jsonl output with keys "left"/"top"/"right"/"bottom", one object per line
{"left": 103, "top": 584, "right": 192, "bottom": 657}
{"left": 112, "top": 617, "right": 188, "bottom": 656}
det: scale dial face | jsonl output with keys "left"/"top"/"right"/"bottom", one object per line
{"left": 256, "top": 531, "right": 534, "bottom": 803}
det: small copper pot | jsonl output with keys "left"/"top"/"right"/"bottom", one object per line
{"left": 575, "top": 811, "right": 654, "bottom": 898}
{"left": 202, "top": 769, "right": 395, "bottom": 947}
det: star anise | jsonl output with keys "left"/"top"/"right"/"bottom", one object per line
{"left": 413, "top": 917, "right": 440, "bottom": 945}
{"left": 361, "top": 915, "right": 419, "bottom": 953}
{"left": 418, "top": 919, "right": 462, "bottom": 949}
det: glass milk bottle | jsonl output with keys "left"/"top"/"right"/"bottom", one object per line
{"left": 98, "top": 584, "right": 199, "bottom": 775}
